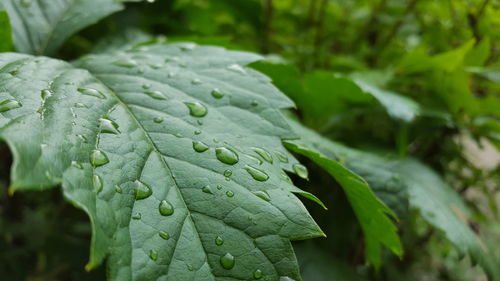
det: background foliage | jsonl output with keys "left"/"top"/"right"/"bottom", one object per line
{"left": 0, "top": 0, "right": 499, "bottom": 280}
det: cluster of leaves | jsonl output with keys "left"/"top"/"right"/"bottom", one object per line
{"left": 0, "top": 0, "right": 499, "bottom": 281}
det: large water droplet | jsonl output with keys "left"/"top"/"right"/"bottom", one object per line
{"left": 159, "top": 200, "right": 174, "bottom": 216}
{"left": 99, "top": 117, "right": 120, "bottom": 134}
{"left": 226, "top": 190, "right": 234, "bottom": 197}
{"left": 215, "top": 147, "right": 239, "bottom": 165}
{"left": 193, "top": 141, "right": 209, "bottom": 152}
{"left": 93, "top": 175, "right": 103, "bottom": 193}
{"left": 113, "top": 59, "right": 137, "bottom": 68}
{"left": 159, "top": 231, "right": 170, "bottom": 240}
{"left": 185, "top": 102, "right": 208, "bottom": 117}
{"left": 254, "top": 269, "right": 263, "bottom": 279}
{"left": 211, "top": 88, "right": 225, "bottom": 99}
{"left": 253, "top": 191, "right": 271, "bottom": 202}
{"left": 144, "top": 90, "right": 167, "bottom": 100}
{"left": 252, "top": 148, "right": 273, "bottom": 163}
{"left": 90, "top": 150, "right": 109, "bottom": 167}
{"left": 0, "top": 99, "right": 22, "bottom": 112}
{"left": 215, "top": 236, "right": 224, "bottom": 246}
{"left": 275, "top": 151, "right": 289, "bottom": 163}
{"left": 77, "top": 88, "right": 106, "bottom": 99}
{"left": 134, "top": 180, "right": 152, "bottom": 200}
{"left": 202, "top": 185, "right": 214, "bottom": 194}
{"left": 220, "top": 253, "right": 235, "bottom": 269}
{"left": 245, "top": 166, "right": 269, "bottom": 182}
{"left": 292, "top": 163, "right": 309, "bottom": 179}
{"left": 279, "top": 277, "right": 295, "bottom": 281}
{"left": 149, "top": 249, "right": 158, "bottom": 261}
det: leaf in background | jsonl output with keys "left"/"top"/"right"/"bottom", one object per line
{"left": 284, "top": 118, "right": 403, "bottom": 268}
{"left": 0, "top": 3, "right": 13, "bottom": 52}
{"left": 1, "top": 0, "right": 126, "bottom": 55}
{"left": 0, "top": 43, "right": 323, "bottom": 281}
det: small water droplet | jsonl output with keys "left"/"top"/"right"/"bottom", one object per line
{"left": 21, "top": 0, "right": 31, "bottom": 7}
{"left": 227, "top": 64, "right": 246, "bottom": 75}
{"left": 193, "top": 141, "right": 209, "bottom": 152}
{"left": 134, "top": 180, "right": 152, "bottom": 200}
{"left": 74, "top": 102, "right": 87, "bottom": 108}
{"left": 194, "top": 130, "right": 201, "bottom": 135}
{"left": 77, "top": 134, "right": 88, "bottom": 143}
{"left": 215, "top": 236, "right": 224, "bottom": 246}
{"left": 99, "top": 117, "right": 120, "bottom": 134}
{"left": 77, "top": 88, "right": 106, "bottom": 99}
{"left": 180, "top": 43, "right": 196, "bottom": 51}
{"left": 71, "top": 161, "right": 83, "bottom": 169}
{"left": 220, "top": 253, "right": 235, "bottom": 269}
{"left": 251, "top": 100, "right": 258, "bottom": 107}
{"left": 174, "top": 133, "right": 184, "bottom": 138}
{"left": 41, "top": 89, "right": 52, "bottom": 100}
{"left": 215, "top": 147, "right": 239, "bottom": 165}
{"left": 197, "top": 120, "right": 203, "bottom": 125}
{"left": 245, "top": 166, "right": 269, "bottom": 182}
{"left": 113, "top": 59, "right": 137, "bottom": 68}
{"left": 252, "top": 148, "right": 273, "bottom": 163}
{"left": 154, "top": 117, "right": 164, "bottom": 123}
{"left": 167, "top": 72, "right": 176, "bottom": 78}
{"left": 254, "top": 269, "right": 263, "bottom": 279}
{"left": 0, "top": 99, "right": 22, "bottom": 112}
{"left": 142, "top": 84, "right": 152, "bottom": 89}
{"left": 211, "top": 88, "right": 225, "bottom": 99}
{"left": 90, "top": 150, "right": 109, "bottom": 167}
{"left": 132, "top": 212, "right": 142, "bottom": 220}
{"left": 279, "top": 277, "right": 295, "bottom": 281}
{"left": 216, "top": 185, "right": 223, "bottom": 190}
{"left": 226, "top": 191, "right": 234, "bottom": 197}
{"left": 223, "top": 169, "right": 232, "bottom": 177}
{"left": 159, "top": 231, "right": 170, "bottom": 240}
{"left": 159, "top": 200, "right": 174, "bottom": 216}
{"left": 149, "top": 249, "right": 158, "bottom": 261}
{"left": 144, "top": 90, "right": 167, "bottom": 100}
{"left": 275, "top": 151, "right": 289, "bottom": 163}
{"left": 93, "top": 175, "right": 103, "bottom": 193}
{"left": 149, "top": 63, "right": 162, "bottom": 69}
{"left": 253, "top": 191, "right": 271, "bottom": 202}
{"left": 185, "top": 102, "right": 208, "bottom": 117}
{"left": 202, "top": 185, "right": 214, "bottom": 194}
{"left": 114, "top": 185, "right": 122, "bottom": 193}
{"left": 292, "top": 163, "right": 309, "bottom": 179}
{"left": 191, "top": 78, "right": 202, "bottom": 85}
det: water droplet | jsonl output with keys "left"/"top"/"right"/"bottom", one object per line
{"left": 90, "top": 150, "right": 109, "bottom": 167}
{"left": 134, "top": 180, "right": 152, "bottom": 200}
{"left": 191, "top": 78, "right": 202, "bottom": 85}
{"left": 187, "top": 264, "right": 193, "bottom": 271}
{"left": 167, "top": 72, "right": 176, "bottom": 78}
{"left": 245, "top": 166, "right": 269, "bottom": 182}
{"left": 185, "top": 102, "right": 208, "bottom": 117}
{"left": 154, "top": 117, "right": 164, "bottom": 123}
{"left": 132, "top": 212, "right": 142, "bottom": 220}
{"left": 211, "top": 88, "right": 225, "bottom": 99}
{"left": 227, "top": 64, "right": 246, "bottom": 75}
{"left": 77, "top": 134, "right": 88, "bottom": 143}
{"left": 226, "top": 191, "right": 234, "bottom": 197}
{"left": 99, "top": 117, "right": 120, "bottom": 134}
{"left": 149, "top": 63, "right": 162, "bottom": 69}
{"left": 215, "top": 147, "right": 239, "bottom": 165}
{"left": 174, "top": 133, "right": 184, "bottom": 138}
{"left": 216, "top": 185, "right": 223, "bottom": 190}
{"left": 197, "top": 120, "right": 203, "bottom": 125}
{"left": 159, "top": 231, "right": 170, "bottom": 240}
{"left": 223, "top": 169, "right": 232, "bottom": 177}
{"left": 251, "top": 100, "right": 258, "bottom": 107}
{"left": 77, "top": 88, "right": 106, "bottom": 99}
{"left": 193, "top": 141, "right": 209, "bottom": 152}
{"left": 113, "top": 59, "right": 137, "bottom": 68}
{"left": 149, "top": 249, "right": 158, "bottom": 261}
{"left": 252, "top": 148, "right": 273, "bottom": 163}
{"left": 279, "top": 277, "right": 295, "bottom": 281}
{"left": 71, "top": 161, "right": 83, "bottom": 169}
{"left": 159, "top": 200, "right": 174, "bottom": 216}
{"left": 246, "top": 154, "right": 262, "bottom": 165}
{"left": 254, "top": 269, "right": 263, "bottom": 279}
{"left": 202, "top": 185, "right": 214, "bottom": 194}
{"left": 21, "top": 0, "right": 31, "bottom": 7}
{"left": 280, "top": 171, "right": 292, "bottom": 183}
{"left": 114, "top": 185, "right": 122, "bottom": 193}
{"left": 41, "top": 89, "right": 52, "bottom": 100}
{"left": 74, "top": 102, "right": 87, "bottom": 108}
{"left": 220, "top": 253, "right": 235, "bottom": 269}
{"left": 0, "top": 99, "right": 22, "bottom": 112}
{"left": 215, "top": 236, "right": 224, "bottom": 246}
{"left": 180, "top": 43, "right": 196, "bottom": 51}
{"left": 93, "top": 175, "right": 103, "bottom": 193}
{"left": 253, "top": 191, "right": 271, "bottom": 202}
{"left": 142, "top": 84, "right": 152, "bottom": 89}
{"left": 194, "top": 130, "right": 201, "bottom": 135}
{"left": 275, "top": 151, "right": 289, "bottom": 163}
{"left": 292, "top": 163, "right": 309, "bottom": 179}
{"left": 144, "top": 90, "right": 167, "bottom": 100}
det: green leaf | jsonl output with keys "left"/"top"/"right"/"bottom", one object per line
{"left": 0, "top": 43, "right": 323, "bottom": 281}
{"left": 1, "top": 0, "right": 125, "bottom": 55}
{"left": 284, "top": 118, "right": 403, "bottom": 268}
{"left": 0, "top": 5, "right": 13, "bottom": 52}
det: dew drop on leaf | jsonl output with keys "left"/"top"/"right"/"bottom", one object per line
{"left": 226, "top": 190, "right": 234, "bottom": 197}
{"left": 159, "top": 231, "right": 170, "bottom": 240}
{"left": 132, "top": 212, "right": 142, "bottom": 220}
{"left": 149, "top": 249, "right": 158, "bottom": 261}
{"left": 220, "top": 253, "right": 235, "bottom": 269}
{"left": 77, "top": 87, "right": 106, "bottom": 99}
{"left": 114, "top": 185, "right": 122, "bottom": 194}
{"left": 279, "top": 277, "right": 295, "bottom": 281}
{"left": 202, "top": 185, "right": 213, "bottom": 194}
{"left": 245, "top": 166, "right": 269, "bottom": 182}
{"left": 227, "top": 64, "right": 246, "bottom": 75}
{"left": 254, "top": 269, "right": 263, "bottom": 279}
{"left": 93, "top": 175, "right": 103, "bottom": 193}
{"left": 187, "top": 264, "right": 193, "bottom": 271}
{"left": 0, "top": 99, "right": 22, "bottom": 112}
{"left": 215, "top": 147, "right": 239, "bottom": 165}
{"left": 223, "top": 169, "right": 232, "bottom": 177}
{"left": 154, "top": 117, "right": 164, "bottom": 123}
{"left": 193, "top": 141, "right": 209, "bottom": 152}
{"left": 134, "top": 180, "right": 152, "bottom": 200}
{"left": 159, "top": 200, "right": 174, "bottom": 216}
{"left": 142, "top": 84, "right": 152, "bottom": 89}
{"left": 251, "top": 100, "right": 258, "bottom": 107}
{"left": 191, "top": 78, "right": 202, "bottom": 85}
{"left": 112, "top": 59, "right": 137, "bottom": 68}
{"left": 99, "top": 117, "right": 120, "bottom": 134}
{"left": 252, "top": 147, "right": 273, "bottom": 163}
{"left": 275, "top": 151, "right": 289, "bottom": 163}
{"left": 90, "top": 150, "right": 109, "bottom": 167}
{"left": 185, "top": 102, "right": 208, "bottom": 117}
{"left": 253, "top": 190, "right": 271, "bottom": 202}
{"left": 144, "top": 90, "right": 167, "bottom": 100}
{"left": 71, "top": 161, "right": 83, "bottom": 169}
{"left": 21, "top": 0, "right": 31, "bottom": 7}
{"left": 216, "top": 185, "right": 223, "bottom": 190}
{"left": 292, "top": 163, "right": 309, "bottom": 179}
{"left": 77, "top": 134, "right": 88, "bottom": 143}
{"left": 41, "top": 89, "right": 52, "bottom": 100}
{"left": 211, "top": 88, "right": 225, "bottom": 99}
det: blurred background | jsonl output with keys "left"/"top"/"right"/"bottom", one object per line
{"left": 1, "top": 0, "right": 499, "bottom": 280}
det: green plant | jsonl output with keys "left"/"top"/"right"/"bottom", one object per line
{"left": 1, "top": 1, "right": 498, "bottom": 281}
